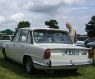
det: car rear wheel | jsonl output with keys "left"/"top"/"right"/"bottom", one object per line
{"left": 25, "top": 57, "right": 35, "bottom": 73}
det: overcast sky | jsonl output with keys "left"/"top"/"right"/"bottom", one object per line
{"left": 0, "top": 0, "right": 95, "bottom": 35}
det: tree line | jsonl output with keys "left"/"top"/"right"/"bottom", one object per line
{"left": 17, "top": 16, "right": 95, "bottom": 38}
{"left": 16, "top": 20, "right": 59, "bottom": 30}
{"left": 0, "top": 16, "right": 95, "bottom": 37}
{"left": 0, "top": 20, "right": 59, "bottom": 35}
{"left": 85, "top": 16, "right": 95, "bottom": 38}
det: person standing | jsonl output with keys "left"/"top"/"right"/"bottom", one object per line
{"left": 66, "top": 21, "right": 77, "bottom": 43}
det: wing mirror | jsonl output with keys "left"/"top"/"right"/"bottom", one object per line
{"left": 22, "top": 36, "right": 27, "bottom": 42}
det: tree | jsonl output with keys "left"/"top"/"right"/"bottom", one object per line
{"left": 17, "top": 21, "right": 30, "bottom": 29}
{"left": 45, "top": 20, "right": 59, "bottom": 29}
{"left": 85, "top": 16, "right": 95, "bottom": 37}
{"left": 0, "top": 29, "right": 14, "bottom": 35}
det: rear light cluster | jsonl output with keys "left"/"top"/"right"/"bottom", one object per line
{"left": 88, "top": 49, "right": 94, "bottom": 58}
{"left": 44, "top": 49, "right": 51, "bottom": 59}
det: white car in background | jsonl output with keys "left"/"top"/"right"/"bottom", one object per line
{"left": 0, "top": 35, "right": 13, "bottom": 49}
{"left": 76, "top": 41, "right": 85, "bottom": 47}
{"left": 87, "top": 41, "right": 95, "bottom": 48}
{"left": 2, "top": 28, "right": 94, "bottom": 73}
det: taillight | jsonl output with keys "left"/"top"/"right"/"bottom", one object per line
{"left": 88, "top": 49, "right": 94, "bottom": 58}
{"left": 44, "top": 49, "right": 51, "bottom": 59}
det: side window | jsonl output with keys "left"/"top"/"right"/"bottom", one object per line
{"left": 13, "top": 30, "right": 21, "bottom": 42}
{"left": 27, "top": 31, "right": 33, "bottom": 44}
{"left": 18, "top": 30, "right": 29, "bottom": 42}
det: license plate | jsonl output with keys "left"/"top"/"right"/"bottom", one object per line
{"left": 63, "top": 50, "right": 80, "bottom": 55}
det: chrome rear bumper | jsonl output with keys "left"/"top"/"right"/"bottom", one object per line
{"left": 33, "top": 61, "right": 92, "bottom": 70}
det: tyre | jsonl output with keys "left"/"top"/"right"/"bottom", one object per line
{"left": 2, "top": 49, "right": 7, "bottom": 60}
{"left": 25, "top": 57, "right": 35, "bottom": 73}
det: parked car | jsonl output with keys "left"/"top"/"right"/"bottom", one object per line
{"left": 86, "top": 41, "right": 95, "bottom": 48}
{"left": 76, "top": 41, "right": 85, "bottom": 47}
{"left": 84, "top": 37, "right": 95, "bottom": 47}
{"left": 2, "top": 28, "right": 94, "bottom": 73}
{"left": 76, "top": 35, "right": 87, "bottom": 47}
{"left": 0, "top": 35, "right": 13, "bottom": 49}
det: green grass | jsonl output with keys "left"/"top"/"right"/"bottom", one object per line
{"left": 0, "top": 50, "right": 95, "bottom": 79}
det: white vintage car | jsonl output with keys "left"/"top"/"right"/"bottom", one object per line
{"left": 2, "top": 28, "right": 94, "bottom": 73}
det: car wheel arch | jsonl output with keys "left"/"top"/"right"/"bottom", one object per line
{"left": 23, "top": 55, "right": 36, "bottom": 73}
{"left": 23, "top": 55, "right": 33, "bottom": 65}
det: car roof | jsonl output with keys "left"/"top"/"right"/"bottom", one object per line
{"left": 19, "top": 28, "right": 67, "bottom": 32}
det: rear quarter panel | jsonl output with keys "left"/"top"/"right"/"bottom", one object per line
{"left": 20, "top": 44, "right": 46, "bottom": 64}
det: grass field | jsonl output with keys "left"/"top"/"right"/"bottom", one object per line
{"left": 0, "top": 50, "right": 95, "bottom": 79}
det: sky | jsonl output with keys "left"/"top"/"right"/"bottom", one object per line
{"left": 0, "top": 0, "right": 95, "bottom": 35}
